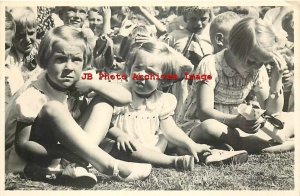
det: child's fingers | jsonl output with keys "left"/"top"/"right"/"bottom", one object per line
{"left": 193, "top": 152, "right": 199, "bottom": 162}
{"left": 200, "top": 144, "right": 211, "bottom": 152}
{"left": 126, "top": 142, "right": 134, "bottom": 152}
{"left": 117, "top": 142, "right": 121, "bottom": 151}
{"left": 121, "top": 142, "right": 127, "bottom": 152}
{"left": 272, "top": 52, "right": 287, "bottom": 72}
{"left": 129, "top": 141, "right": 137, "bottom": 151}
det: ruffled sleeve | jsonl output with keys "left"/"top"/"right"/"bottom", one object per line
{"left": 159, "top": 93, "right": 177, "bottom": 120}
{"left": 15, "top": 87, "right": 48, "bottom": 123}
{"left": 193, "top": 55, "right": 218, "bottom": 88}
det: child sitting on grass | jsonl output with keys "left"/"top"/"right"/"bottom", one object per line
{"left": 100, "top": 41, "right": 249, "bottom": 170}
{"left": 178, "top": 18, "right": 294, "bottom": 154}
{"left": 5, "top": 25, "right": 152, "bottom": 187}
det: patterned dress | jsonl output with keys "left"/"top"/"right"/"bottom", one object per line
{"left": 177, "top": 49, "right": 269, "bottom": 134}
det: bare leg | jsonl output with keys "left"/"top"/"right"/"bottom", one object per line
{"left": 28, "top": 101, "right": 146, "bottom": 177}
{"left": 77, "top": 96, "right": 114, "bottom": 144}
{"left": 109, "top": 142, "right": 177, "bottom": 168}
{"left": 189, "top": 119, "right": 272, "bottom": 154}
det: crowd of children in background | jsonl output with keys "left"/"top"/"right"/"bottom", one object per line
{"left": 4, "top": 6, "right": 295, "bottom": 187}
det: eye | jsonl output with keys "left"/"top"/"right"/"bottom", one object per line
{"left": 73, "top": 57, "right": 83, "bottom": 62}
{"left": 201, "top": 17, "right": 208, "bottom": 22}
{"left": 28, "top": 31, "right": 35, "bottom": 36}
{"left": 55, "top": 56, "right": 67, "bottom": 63}
{"left": 79, "top": 10, "right": 86, "bottom": 14}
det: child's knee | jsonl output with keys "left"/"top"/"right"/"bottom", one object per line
{"left": 40, "top": 101, "right": 65, "bottom": 118}
{"left": 199, "top": 119, "right": 221, "bottom": 135}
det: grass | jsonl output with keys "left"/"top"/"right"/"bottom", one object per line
{"left": 5, "top": 152, "right": 294, "bottom": 190}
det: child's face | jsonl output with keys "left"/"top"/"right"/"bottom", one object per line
{"left": 62, "top": 7, "right": 87, "bottom": 28}
{"left": 233, "top": 47, "right": 273, "bottom": 78}
{"left": 13, "top": 25, "right": 36, "bottom": 55}
{"left": 130, "top": 50, "right": 162, "bottom": 96}
{"left": 5, "top": 22, "right": 15, "bottom": 58}
{"left": 88, "top": 10, "right": 103, "bottom": 33}
{"left": 186, "top": 11, "right": 210, "bottom": 34}
{"left": 46, "top": 40, "right": 84, "bottom": 90}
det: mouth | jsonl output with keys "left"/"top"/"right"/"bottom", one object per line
{"left": 62, "top": 75, "right": 75, "bottom": 80}
{"left": 69, "top": 18, "right": 81, "bottom": 24}
{"left": 135, "top": 80, "right": 145, "bottom": 87}
{"left": 194, "top": 28, "right": 202, "bottom": 32}
{"left": 22, "top": 43, "right": 32, "bottom": 50}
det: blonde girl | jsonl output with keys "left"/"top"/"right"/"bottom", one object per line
{"left": 178, "top": 18, "right": 294, "bottom": 153}
{"left": 102, "top": 41, "right": 248, "bottom": 170}
{"left": 5, "top": 25, "right": 152, "bottom": 187}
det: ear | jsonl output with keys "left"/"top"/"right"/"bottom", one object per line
{"left": 215, "top": 33, "right": 224, "bottom": 47}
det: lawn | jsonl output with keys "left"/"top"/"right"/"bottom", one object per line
{"left": 5, "top": 152, "right": 294, "bottom": 190}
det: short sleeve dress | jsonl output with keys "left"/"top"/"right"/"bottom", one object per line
{"left": 100, "top": 89, "right": 177, "bottom": 152}
{"left": 177, "top": 49, "right": 269, "bottom": 134}
{"left": 5, "top": 72, "right": 68, "bottom": 173}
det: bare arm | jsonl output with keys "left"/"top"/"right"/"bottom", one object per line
{"left": 196, "top": 82, "right": 261, "bottom": 133}
{"left": 138, "top": 7, "right": 167, "bottom": 34}
{"left": 102, "top": 6, "right": 112, "bottom": 35}
{"left": 160, "top": 116, "right": 210, "bottom": 161}
{"left": 255, "top": 53, "right": 285, "bottom": 115}
{"left": 15, "top": 122, "right": 58, "bottom": 162}
{"left": 75, "top": 79, "right": 132, "bottom": 106}
{"left": 196, "top": 82, "right": 237, "bottom": 126}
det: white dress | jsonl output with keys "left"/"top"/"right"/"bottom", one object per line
{"left": 101, "top": 89, "right": 177, "bottom": 152}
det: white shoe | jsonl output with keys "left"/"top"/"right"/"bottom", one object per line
{"left": 113, "top": 161, "right": 152, "bottom": 182}
{"left": 61, "top": 163, "right": 97, "bottom": 188}
{"left": 205, "top": 149, "right": 248, "bottom": 165}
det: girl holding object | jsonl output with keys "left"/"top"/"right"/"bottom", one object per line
{"left": 177, "top": 18, "right": 294, "bottom": 154}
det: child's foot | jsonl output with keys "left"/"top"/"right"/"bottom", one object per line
{"left": 174, "top": 155, "right": 194, "bottom": 171}
{"left": 23, "top": 160, "right": 63, "bottom": 181}
{"left": 113, "top": 160, "right": 152, "bottom": 182}
{"left": 60, "top": 163, "right": 97, "bottom": 188}
{"left": 205, "top": 149, "right": 248, "bottom": 165}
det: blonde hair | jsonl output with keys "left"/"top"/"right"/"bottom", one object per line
{"left": 209, "top": 11, "right": 240, "bottom": 46}
{"left": 11, "top": 7, "right": 37, "bottom": 31}
{"left": 229, "top": 17, "right": 278, "bottom": 63}
{"left": 37, "top": 25, "right": 93, "bottom": 69}
{"left": 126, "top": 41, "right": 192, "bottom": 78}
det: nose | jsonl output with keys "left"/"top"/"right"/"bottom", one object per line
{"left": 73, "top": 10, "right": 80, "bottom": 18}
{"left": 24, "top": 33, "right": 31, "bottom": 42}
{"left": 65, "top": 59, "right": 74, "bottom": 70}
{"left": 139, "top": 70, "right": 147, "bottom": 80}
{"left": 197, "top": 21, "right": 203, "bottom": 28}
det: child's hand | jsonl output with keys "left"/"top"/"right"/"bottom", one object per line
{"left": 116, "top": 134, "right": 137, "bottom": 152}
{"left": 270, "top": 52, "right": 287, "bottom": 81}
{"left": 102, "top": 6, "right": 111, "bottom": 19}
{"left": 187, "top": 143, "right": 211, "bottom": 162}
{"left": 235, "top": 114, "right": 264, "bottom": 134}
{"left": 134, "top": 34, "right": 155, "bottom": 44}
{"left": 119, "top": 17, "right": 136, "bottom": 37}
{"left": 282, "top": 69, "right": 294, "bottom": 87}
